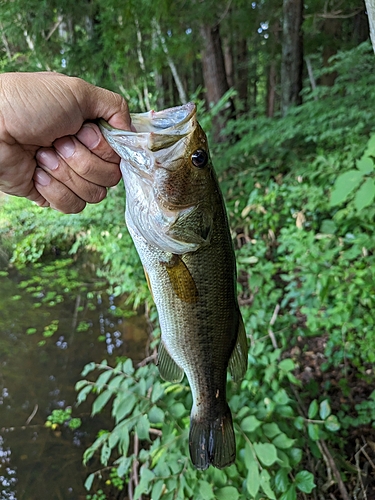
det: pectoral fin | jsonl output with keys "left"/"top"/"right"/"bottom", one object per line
{"left": 158, "top": 341, "right": 184, "bottom": 382}
{"left": 228, "top": 314, "right": 248, "bottom": 381}
{"left": 163, "top": 254, "right": 199, "bottom": 303}
{"left": 143, "top": 268, "right": 154, "bottom": 299}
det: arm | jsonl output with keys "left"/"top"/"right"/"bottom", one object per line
{"left": 0, "top": 72, "right": 131, "bottom": 213}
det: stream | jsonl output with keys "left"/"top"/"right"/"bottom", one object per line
{"left": 0, "top": 265, "right": 149, "bottom": 500}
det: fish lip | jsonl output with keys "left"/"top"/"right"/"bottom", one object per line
{"left": 99, "top": 102, "right": 196, "bottom": 136}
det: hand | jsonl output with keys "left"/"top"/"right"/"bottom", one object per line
{"left": 0, "top": 72, "right": 132, "bottom": 213}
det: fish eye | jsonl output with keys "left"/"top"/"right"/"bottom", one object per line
{"left": 191, "top": 149, "right": 208, "bottom": 169}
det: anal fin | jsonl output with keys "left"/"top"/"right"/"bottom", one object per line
{"left": 228, "top": 314, "right": 248, "bottom": 381}
{"left": 157, "top": 340, "right": 184, "bottom": 383}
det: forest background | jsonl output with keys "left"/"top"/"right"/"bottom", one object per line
{"left": 1, "top": 0, "right": 375, "bottom": 499}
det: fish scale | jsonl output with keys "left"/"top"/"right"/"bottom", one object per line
{"left": 99, "top": 103, "right": 248, "bottom": 470}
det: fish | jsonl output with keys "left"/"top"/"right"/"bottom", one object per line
{"left": 99, "top": 103, "right": 248, "bottom": 470}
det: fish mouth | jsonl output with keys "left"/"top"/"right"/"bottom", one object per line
{"left": 99, "top": 102, "right": 196, "bottom": 151}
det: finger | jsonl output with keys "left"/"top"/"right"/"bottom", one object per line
{"left": 33, "top": 167, "right": 86, "bottom": 214}
{"left": 36, "top": 147, "right": 108, "bottom": 203}
{"left": 75, "top": 122, "right": 121, "bottom": 163}
{"left": 52, "top": 131, "right": 121, "bottom": 187}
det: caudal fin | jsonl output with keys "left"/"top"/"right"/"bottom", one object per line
{"left": 189, "top": 406, "right": 235, "bottom": 470}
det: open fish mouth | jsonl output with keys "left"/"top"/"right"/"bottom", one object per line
{"left": 99, "top": 102, "right": 197, "bottom": 150}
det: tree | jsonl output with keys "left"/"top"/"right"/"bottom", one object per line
{"left": 281, "top": 0, "right": 303, "bottom": 115}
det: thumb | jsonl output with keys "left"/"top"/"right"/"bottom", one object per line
{"left": 80, "top": 82, "right": 132, "bottom": 130}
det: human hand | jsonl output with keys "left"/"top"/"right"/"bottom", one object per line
{"left": 0, "top": 72, "right": 132, "bottom": 213}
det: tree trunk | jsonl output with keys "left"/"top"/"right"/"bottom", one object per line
{"left": 236, "top": 38, "right": 248, "bottom": 113}
{"left": 281, "top": 0, "right": 303, "bottom": 116}
{"left": 365, "top": 0, "right": 375, "bottom": 52}
{"left": 200, "top": 23, "right": 235, "bottom": 141}
{"left": 320, "top": 18, "right": 340, "bottom": 87}
{"left": 266, "top": 61, "right": 277, "bottom": 117}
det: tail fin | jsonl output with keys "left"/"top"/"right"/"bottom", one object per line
{"left": 189, "top": 406, "right": 235, "bottom": 470}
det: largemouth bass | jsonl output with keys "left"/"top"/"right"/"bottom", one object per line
{"left": 99, "top": 103, "right": 248, "bottom": 470}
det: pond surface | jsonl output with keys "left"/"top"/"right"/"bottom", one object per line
{"left": 0, "top": 266, "right": 149, "bottom": 500}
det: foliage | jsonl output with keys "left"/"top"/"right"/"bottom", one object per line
{"left": 2, "top": 41, "right": 375, "bottom": 498}
{"left": 45, "top": 406, "right": 82, "bottom": 430}
{"left": 76, "top": 354, "right": 322, "bottom": 500}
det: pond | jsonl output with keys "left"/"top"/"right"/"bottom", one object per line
{"left": 0, "top": 264, "right": 149, "bottom": 500}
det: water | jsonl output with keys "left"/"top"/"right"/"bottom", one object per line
{"left": 0, "top": 267, "right": 149, "bottom": 500}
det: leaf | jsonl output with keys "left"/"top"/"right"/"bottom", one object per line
{"left": 274, "top": 389, "right": 290, "bottom": 405}
{"left": 92, "top": 389, "right": 113, "bottom": 416}
{"left": 293, "top": 416, "right": 304, "bottom": 430}
{"left": 260, "top": 469, "right": 276, "bottom": 499}
{"left": 308, "top": 423, "right": 320, "bottom": 441}
{"left": 84, "top": 473, "right": 95, "bottom": 491}
{"left": 136, "top": 414, "right": 150, "bottom": 441}
{"left": 101, "top": 442, "right": 111, "bottom": 466}
{"left": 330, "top": 170, "right": 364, "bottom": 206}
{"left": 288, "top": 447, "right": 303, "bottom": 466}
{"left": 244, "top": 441, "right": 255, "bottom": 468}
{"left": 354, "top": 178, "right": 375, "bottom": 211}
{"left": 320, "top": 219, "right": 337, "bottom": 234}
{"left": 253, "top": 442, "right": 278, "bottom": 466}
{"left": 77, "top": 384, "right": 93, "bottom": 405}
{"left": 149, "top": 405, "right": 165, "bottom": 423}
{"left": 319, "top": 400, "right": 331, "bottom": 420}
{"left": 273, "top": 433, "right": 295, "bottom": 449}
{"left": 246, "top": 461, "right": 260, "bottom": 497}
{"left": 324, "top": 415, "right": 341, "bottom": 432}
{"left": 170, "top": 402, "right": 186, "bottom": 419}
{"left": 26, "top": 327, "right": 37, "bottom": 335}
{"left": 151, "top": 381, "right": 164, "bottom": 403}
{"left": 95, "top": 369, "right": 114, "bottom": 389}
{"left": 241, "top": 415, "right": 262, "bottom": 433}
{"left": 280, "top": 484, "right": 297, "bottom": 500}
{"left": 152, "top": 480, "right": 165, "bottom": 500}
{"left": 199, "top": 480, "right": 214, "bottom": 499}
{"left": 263, "top": 422, "right": 281, "bottom": 438}
{"left": 113, "top": 393, "right": 137, "bottom": 423}
{"left": 295, "top": 470, "right": 316, "bottom": 493}
{"left": 356, "top": 156, "right": 374, "bottom": 174}
{"left": 216, "top": 486, "right": 239, "bottom": 500}
{"left": 275, "top": 468, "right": 289, "bottom": 493}
{"left": 82, "top": 362, "right": 96, "bottom": 376}
{"left": 278, "top": 359, "right": 295, "bottom": 372}
{"left": 308, "top": 400, "right": 318, "bottom": 419}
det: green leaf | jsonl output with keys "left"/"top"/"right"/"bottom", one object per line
{"left": 113, "top": 393, "right": 137, "bottom": 423}
{"left": 95, "top": 369, "right": 114, "bottom": 389}
{"left": 149, "top": 405, "right": 165, "bottom": 423}
{"left": 244, "top": 441, "right": 255, "bottom": 468}
{"left": 92, "top": 389, "right": 113, "bottom": 416}
{"left": 324, "top": 415, "right": 340, "bottom": 432}
{"left": 278, "top": 359, "right": 295, "bottom": 372}
{"left": 100, "top": 442, "right": 111, "bottom": 466}
{"left": 293, "top": 416, "right": 305, "bottom": 430}
{"left": 354, "top": 178, "right": 375, "bottom": 211}
{"left": 320, "top": 219, "right": 337, "bottom": 234}
{"left": 308, "top": 400, "right": 318, "bottom": 419}
{"left": 295, "top": 470, "right": 316, "bottom": 493}
{"left": 199, "top": 480, "right": 214, "bottom": 499}
{"left": 280, "top": 484, "right": 297, "bottom": 500}
{"left": 263, "top": 422, "right": 281, "bottom": 438}
{"left": 82, "top": 362, "right": 96, "bottom": 376}
{"left": 152, "top": 480, "right": 165, "bottom": 500}
{"left": 289, "top": 447, "right": 303, "bottom": 466}
{"left": 273, "top": 388, "right": 290, "bottom": 405}
{"left": 308, "top": 423, "right": 320, "bottom": 441}
{"left": 273, "top": 433, "right": 295, "bottom": 449}
{"left": 136, "top": 414, "right": 150, "bottom": 441}
{"left": 356, "top": 156, "right": 374, "bottom": 174}
{"left": 330, "top": 170, "right": 364, "bottom": 206}
{"left": 253, "top": 442, "right": 278, "bottom": 466}
{"left": 216, "top": 486, "right": 239, "bottom": 500}
{"left": 275, "top": 468, "right": 289, "bottom": 493}
{"left": 84, "top": 473, "right": 95, "bottom": 491}
{"left": 364, "top": 134, "right": 375, "bottom": 157}
{"left": 246, "top": 461, "right": 260, "bottom": 497}
{"left": 170, "top": 402, "right": 186, "bottom": 419}
{"left": 241, "top": 415, "right": 262, "bottom": 433}
{"left": 26, "top": 327, "right": 37, "bottom": 335}
{"left": 260, "top": 469, "right": 276, "bottom": 499}
{"left": 77, "top": 384, "right": 93, "bottom": 405}
{"left": 319, "top": 400, "right": 331, "bottom": 420}
{"left": 151, "top": 381, "right": 164, "bottom": 403}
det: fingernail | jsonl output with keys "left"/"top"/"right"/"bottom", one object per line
{"left": 34, "top": 168, "right": 51, "bottom": 186}
{"left": 76, "top": 124, "right": 100, "bottom": 149}
{"left": 54, "top": 137, "right": 76, "bottom": 159}
{"left": 36, "top": 150, "right": 59, "bottom": 170}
